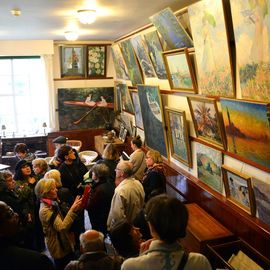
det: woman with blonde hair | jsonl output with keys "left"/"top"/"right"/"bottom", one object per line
{"left": 141, "top": 149, "right": 166, "bottom": 202}
{"left": 35, "top": 178, "right": 82, "bottom": 270}
{"left": 32, "top": 158, "right": 48, "bottom": 180}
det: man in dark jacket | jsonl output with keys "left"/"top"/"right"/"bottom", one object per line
{"left": 64, "top": 230, "right": 122, "bottom": 270}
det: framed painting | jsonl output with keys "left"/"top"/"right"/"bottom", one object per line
{"left": 144, "top": 31, "right": 167, "bottom": 80}
{"left": 131, "top": 90, "right": 144, "bottom": 130}
{"left": 150, "top": 7, "right": 193, "bottom": 50}
{"left": 163, "top": 48, "right": 197, "bottom": 92}
{"left": 114, "top": 81, "right": 122, "bottom": 112}
{"left": 138, "top": 84, "right": 168, "bottom": 158}
{"left": 60, "top": 45, "right": 86, "bottom": 78}
{"left": 131, "top": 35, "right": 156, "bottom": 78}
{"left": 120, "top": 39, "right": 144, "bottom": 86}
{"left": 196, "top": 142, "right": 223, "bottom": 193}
{"left": 220, "top": 98, "right": 270, "bottom": 169}
{"left": 120, "top": 128, "right": 128, "bottom": 142}
{"left": 111, "top": 44, "right": 129, "bottom": 80}
{"left": 230, "top": 0, "right": 270, "bottom": 102}
{"left": 119, "top": 124, "right": 125, "bottom": 140}
{"left": 165, "top": 107, "right": 192, "bottom": 167}
{"left": 188, "top": 0, "right": 235, "bottom": 98}
{"left": 87, "top": 45, "right": 106, "bottom": 77}
{"left": 187, "top": 96, "right": 226, "bottom": 149}
{"left": 252, "top": 178, "right": 270, "bottom": 226}
{"left": 58, "top": 87, "right": 114, "bottom": 130}
{"left": 222, "top": 165, "right": 255, "bottom": 216}
{"left": 115, "top": 82, "right": 134, "bottom": 114}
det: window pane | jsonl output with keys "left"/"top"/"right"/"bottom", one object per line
{"left": 0, "top": 75, "right": 12, "bottom": 94}
{"left": 0, "top": 59, "right": 11, "bottom": 75}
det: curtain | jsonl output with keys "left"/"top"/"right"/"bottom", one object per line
{"left": 40, "top": 54, "right": 57, "bottom": 132}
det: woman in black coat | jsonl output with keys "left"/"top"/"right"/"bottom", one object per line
{"left": 87, "top": 163, "right": 115, "bottom": 235}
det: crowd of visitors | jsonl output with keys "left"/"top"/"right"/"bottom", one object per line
{"left": 0, "top": 136, "right": 212, "bottom": 270}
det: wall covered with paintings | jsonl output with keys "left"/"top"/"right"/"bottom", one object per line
{"left": 110, "top": 0, "right": 270, "bottom": 258}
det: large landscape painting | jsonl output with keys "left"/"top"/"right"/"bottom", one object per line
{"left": 138, "top": 85, "right": 168, "bottom": 158}
{"left": 230, "top": 0, "right": 270, "bottom": 102}
{"left": 188, "top": 0, "right": 234, "bottom": 97}
{"left": 58, "top": 87, "right": 114, "bottom": 130}
{"left": 220, "top": 98, "right": 270, "bottom": 169}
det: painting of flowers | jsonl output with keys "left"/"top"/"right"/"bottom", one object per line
{"left": 230, "top": 0, "right": 270, "bottom": 102}
{"left": 220, "top": 98, "right": 270, "bottom": 169}
{"left": 165, "top": 107, "right": 192, "bottom": 167}
{"left": 138, "top": 85, "right": 168, "bottom": 158}
{"left": 60, "top": 45, "right": 86, "bottom": 78}
{"left": 131, "top": 35, "right": 156, "bottom": 78}
{"left": 111, "top": 44, "right": 129, "bottom": 80}
{"left": 252, "top": 177, "right": 270, "bottom": 226}
{"left": 196, "top": 142, "right": 223, "bottom": 193}
{"left": 188, "top": 0, "right": 234, "bottom": 97}
{"left": 187, "top": 96, "right": 226, "bottom": 149}
{"left": 120, "top": 39, "right": 144, "bottom": 86}
{"left": 144, "top": 31, "right": 167, "bottom": 80}
{"left": 163, "top": 48, "right": 197, "bottom": 92}
{"left": 150, "top": 7, "right": 193, "bottom": 49}
{"left": 222, "top": 165, "right": 255, "bottom": 215}
{"left": 87, "top": 45, "right": 106, "bottom": 77}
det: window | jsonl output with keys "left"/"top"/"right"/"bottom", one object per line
{"left": 0, "top": 57, "right": 49, "bottom": 136}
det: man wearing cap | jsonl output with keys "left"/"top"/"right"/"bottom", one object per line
{"left": 48, "top": 136, "right": 68, "bottom": 169}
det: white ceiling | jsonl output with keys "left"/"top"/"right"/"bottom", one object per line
{"left": 0, "top": 0, "right": 197, "bottom": 41}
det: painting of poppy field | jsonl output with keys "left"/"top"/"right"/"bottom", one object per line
{"left": 220, "top": 98, "right": 270, "bottom": 169}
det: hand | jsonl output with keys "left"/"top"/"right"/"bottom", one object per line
{"left": 70, "top": 196, "right": 82, "bottom": 212}
{"left": 140, "top": 238, "right": 155, "bottom": 254}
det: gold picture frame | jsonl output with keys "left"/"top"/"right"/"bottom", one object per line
{"left": 187, "top": 96, "right": 226, "bottom": 150}
{"left": 165, "top": 107, "right": 192, "bottom": 167}
{"left": 222, "top": 165, "right": 255, "bottom": 216}
{"left": 163, "top": 48, "right": 197, "bottom": 92}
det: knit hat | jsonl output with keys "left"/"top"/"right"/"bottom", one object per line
{"left": 52, "top": 136, "right": 67, "bottom": 144}
{"left": 15, "top": 159, "right": 31, "bottom": 172}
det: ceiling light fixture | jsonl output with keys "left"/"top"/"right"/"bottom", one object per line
{"left": 11, "top": 8, "right": 21, "bottom": 16}
{"left": 77, "top": 9, "right": 96, "bottom": 24}
{"left": 64, "top": 31, "right": 79, "bottom": 41}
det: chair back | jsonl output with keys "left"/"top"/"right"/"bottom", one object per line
{"left": 66, "top": 140, "right": 82, "bottom": 152}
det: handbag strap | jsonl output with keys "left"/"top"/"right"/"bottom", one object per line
{"left": 178, "top": 251, "right": 188, "bottom": 270}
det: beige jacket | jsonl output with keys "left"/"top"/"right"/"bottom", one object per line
{"left": 39, "top": 201, "right": 77, "bottom": 259}
{"left": 130, "top": 149, "right": 146, "bottom": 181}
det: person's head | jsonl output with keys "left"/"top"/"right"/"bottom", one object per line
{"left": 56, "top": 145, "right": 76, "bottom": 163}
{"left": 102, "top": 143, "right": 119, "bottom": 160}
{"left": 145, "top": 149, "right": 162, "bottom": 168}
{"left": 14, "top": 143, "right": 28, "bottom": 159}
{"left": 79, "top": 230, "right": 105, "bottom": 253}
{"left": 32, "top": 158, "right": 48, "bottom": 175}
{"left": 145, "top": 194, "right": 188, "bottom": 244}
{"left": 110, "top": 221, "right": 142, "bottom": 258}
{"left": 14, "top": 160, "right": 33, "bottom": 180}
{"left": 0, "top": 201, "right": 20, "bottom": 238}
{"left": 0, "top": 170, "right": 15, "bottom": 190}
{"left": 131, "top": 136, "right": 142, "bottom": 151}
{"left": 44, "top": 169, "right": 62, "bottom": 188}
{"left": 52, "top": 136, "right": 67, "bottom": 150}
{"left": 90, "top": 163, "right": 109, "bottom": 182}
{"left": 115, "top": 161, "right": 133, "bottom": 185}
{"left": 35, "top": 178, "right": 57, "bottom": 200}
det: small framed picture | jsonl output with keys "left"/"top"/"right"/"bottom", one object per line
{"left": 87, "top": 45, "right": 107, "bottom": 77}
{"left": 60, "top": 45, "right": 86, "bottom": 78}
{"left": 132, "top": 126, "right": 137, "bottom": 138}
{"left": 222, "top": 165, "right": 255, "bottom": 216}
{"left": 121, "top": 128, "right": 128, "bottom": 142}
{"left": 136, "top": 127, "right": 145, "bottom": 146}
{"left": 119, "top": 125, "right": 125, "bottom": 140}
